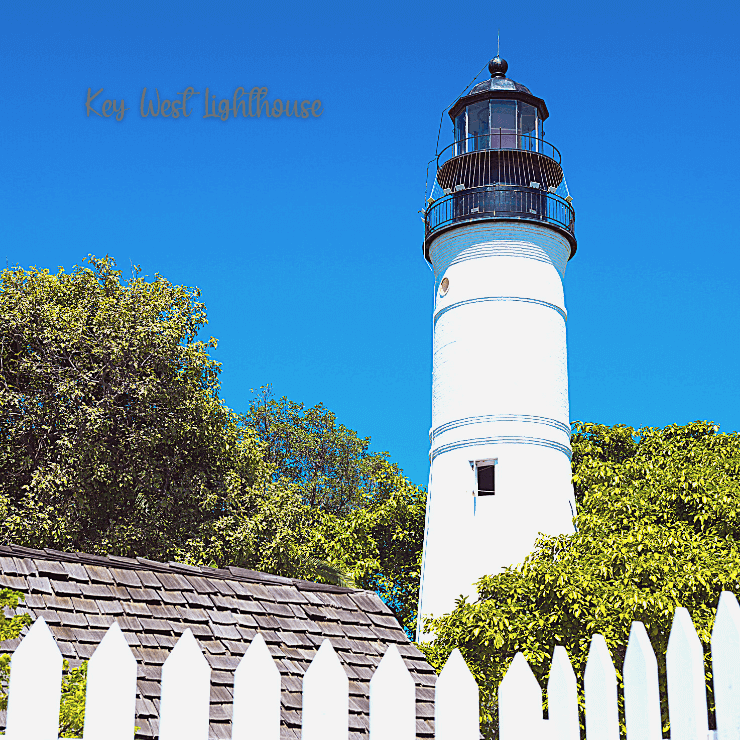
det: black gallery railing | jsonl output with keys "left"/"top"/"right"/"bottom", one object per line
{"left": 425, "top": 185, "right": 575, "bottom": 239}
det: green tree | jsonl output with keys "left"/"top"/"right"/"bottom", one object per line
{"left": 0, "top": 258, "right": 426, "bottom": 621}
{"left": 420, "top": 421, "right": 740, "bottom": 739}
{"left": 243, "top": 390, "right": 426, "bottom": 631}
{"left": 0, "top": 256, "right": 268, "bottom": 560}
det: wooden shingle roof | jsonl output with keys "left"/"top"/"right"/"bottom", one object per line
{"left": 0, "top": 544, "right": 436, "bottom": 740}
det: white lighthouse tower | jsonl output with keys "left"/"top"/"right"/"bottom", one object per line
{"left": 417, "top": 55, "right": 578, "bottom": 636}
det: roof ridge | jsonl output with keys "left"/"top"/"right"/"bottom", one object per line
{"left": 0, "top": 544, "right": 362, "bottom": 595}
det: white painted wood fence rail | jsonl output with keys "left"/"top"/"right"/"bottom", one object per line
{"left": 3, "top": 591, "right": 740, "bottom": 740}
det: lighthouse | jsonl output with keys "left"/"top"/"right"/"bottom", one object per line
{"left": 417, "top": 56, "right": 578, "bottom": 636}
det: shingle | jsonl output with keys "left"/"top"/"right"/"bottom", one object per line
{"left": 238, "top": 583, "right": 273, "bottom": 601}
{"left": 184, "top": 575, "right": 219, "bottom": 594}
{"left": 136, "top": 570, "right": 163, "bottom": 588}
{"left": 0, "top": 574, "right": 27, "bottom": 591}
{"left": 0, "top": 557, "right": 18, "bottom": 575}
{"left": 24, "top": 593, "right": 47, "bottom": 609}
{"left": 107, "top": 586, "right": 132, "bottom": 600}
{"left": 86, "top": 614, "right": 116, "bottom": 629}
{"left": 85, "top": 565, "right": 115, "bottom": 584}
{"left": 212, "top": 624, "right": 240, "bottom": 640}
{"left": 53, "top": 580, "right": 82, "bottom": 596}
{"left": 156, "top": 573, "right": 192, "bottom": 591}
{"left": 71, "top": 597, "right": 98, "bottom": 613}
{"left": 268, "top": 601, "right": 294, "bottom": 618}
{"left": 160, "top": 590, "right": 186, "bottom": 605}
{"left": 210, "top": 580, "right": 236, "bottom": 596}
{"left": 72, "top": 627, "right": 106, "bottom": 643}
{"left": 185, "top": 591, "right": 214, "bottom": 608}
{"left": 36, "top": 609, "right": 61, "bottom": 624}
{"left": 235, "top": 626, "right": 258, "bottom": 641}
{"left": 123, "top": 601, "right": 152, "bottom": 616}
{"left": 178, "top": 607, "right": 209, "bottom": 623}
{"left": 13, "top": 558, "right": 37, "bottom": 576}
{"left": 62, "top": 562, "right": 89, "bottom": 581}
{"left": 188, "top": 623, "right": 214, "bottom": 638}
{"left": 27, "top": 576, "right": 53, "bottom": 594}
{"left": 64, "top": 612, "right": 89, "bottom": 627}
{"left": 149, "top": 604, "right": 179, "bottom": 619}
{"left": 208, "top": 610, "right": 236, "bottom": 625}
{"left": 201, "top": 639, "right": 226, "bottom": 654}
{"left": 211, "top": 722, "right": 231, "bottom": 738}
{"left": 210, "top": 595, "right": 241, "bottom": 610}
{"left": 36, "top": 560, "right": 67, "bottom": 576}
{"left": 80, "top": 583, "right": 112, "bottom": 598}
{"left": 127, "top": 588, "right": 160, "bottom": 603}
{"left": 76, "top": 642, "right": 96, "bottom": 659}
{"left": 255, "top": 614, "right": 280, "bottom": 630}
{"left": 97, "top": 600, "right": 124, "bottom": 615}
{"left": 154, "top": 634, "right": 176, "bottom": 649}
{"left": 209, "top": 655, "right": 240, "bottom": 670}
{"left": 109, "top": 568, "right": 142, "bottom": 587}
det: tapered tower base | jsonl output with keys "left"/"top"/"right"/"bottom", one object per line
{"left": 417, "top": 220, "right": 576, "bottom": 637}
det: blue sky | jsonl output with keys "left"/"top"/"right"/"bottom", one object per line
{"left": 2, "top": 0, "right": 739, "bottom": 487}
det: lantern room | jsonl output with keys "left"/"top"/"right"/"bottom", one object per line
{"left": 425, "top": 55, "right": 576, "bottom": 261}
{"left": 449, "top": 56, "right": 548, "bottom": 155}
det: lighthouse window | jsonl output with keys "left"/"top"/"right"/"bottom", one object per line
{"left": 454, "top": 111, "right": 466, "bottom": 155}
{"left": 475, "top": 459, "right": 497, "bottom": 496}
{"left": 518, "top": 103, "right": 538, "bottom": 149}
{"left": 468, "top": 101, "right": 490, "bottom": 151}
{"left": 490, "top": 101, "right": 517, "bottom": 149}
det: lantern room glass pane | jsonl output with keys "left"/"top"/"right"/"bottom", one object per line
{"left": 490, "top": 100, "right": 516, "bottom": 149}
{"left": 518, "top": 102, "right": 538, "bottom": 151}
{"left": 468, "top": 101, "right": 490, "bottom": 151}
{"left": 454, "top": 111, "right": 466, "bottom": 155}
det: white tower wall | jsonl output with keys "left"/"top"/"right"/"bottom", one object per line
{"left": 418, "top": 220, "right": 576, "bottom": 631}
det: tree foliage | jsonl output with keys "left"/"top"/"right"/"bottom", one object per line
{"left": 243, "top": 390, "right": 425, "bottom": 632}
{"left": 0, "top": 257, "right": 425, "bottom": 628}
{"left": 420, "top": 421, "right": 740, "bottom": 739}
{"left": 0, "top": 256, "right": 267, "bottom": 559}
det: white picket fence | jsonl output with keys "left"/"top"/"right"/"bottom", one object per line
{"left": 3, "top": 591, "right": 740, "bottom": 740}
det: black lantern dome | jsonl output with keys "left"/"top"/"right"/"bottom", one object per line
{"left": 424, "top": 56, "right": 576, "bottom": 260}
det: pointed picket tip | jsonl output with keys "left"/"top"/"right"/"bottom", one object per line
{"left": 232, "top": 633, "right": 281, "bottom": 740}
{"left": 499, "top": 652, "right": 543, "bottom": 740}
{"left": 5, "top": 617, "right": 63, "bottom": 740}
{"left": 435, "top": 649, "right": 479, "bottom": 740}
{"left": 84, "top": 621, "right": 138, "bottom": 740}
{"left": 667, "top": 607, "right": 708, "bottom": 740}
{"left": 584, "top": 634, "right": 619, "bottom": 740}
{"left": 302, "top": 639, "right": 349, "bottom": 740}
{"left": 547, "top": 646, "right": 579, "bottom": 740}
{"left": 623, "top": 621, "right": 662, "bottom": 740}
{"left": 369, "top": 644, "right": 415, "bottom": 740}
{"left": 159, "top": 628, "right": 212, "bottom": 740}
{"left": 713, "top": 592, "right": 740, "bottom": 740}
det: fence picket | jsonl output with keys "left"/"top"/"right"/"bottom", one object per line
{"left": 232, "top": 633, "right": 281, "bottom": 740}
{"left": 547, "top": 646, "right": 579, "bottom": 740}
{"left": 158, "top": 628, "right": 211, "bottom": 740}
{"left": 369, "top": 644, "right": 415, "bottom": 740}
{"left": 584, "top": 634, "right": 619, "bottom": 740}
{"left": 302, "top": 639, "right": 348, "bottom": 740}
{"left": 499, "top": 652, "right": 545, "bottom": 740}
{"left": 713, "top": 591, "right": 740, "bottom": 740}
{"left": 5, "top": 617, "right": 62, "bottom": 740}
{"left": 434, "top": 649, "right": 479, "bottom": 740}
{"left": 623, "top": 621, "right": 661, "bottom": 740}
{"left": 83, "top": 621, "right": 137, "bottom": 740}
{"left": 667, "top": 607, "right": 708, "bottom": 740}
